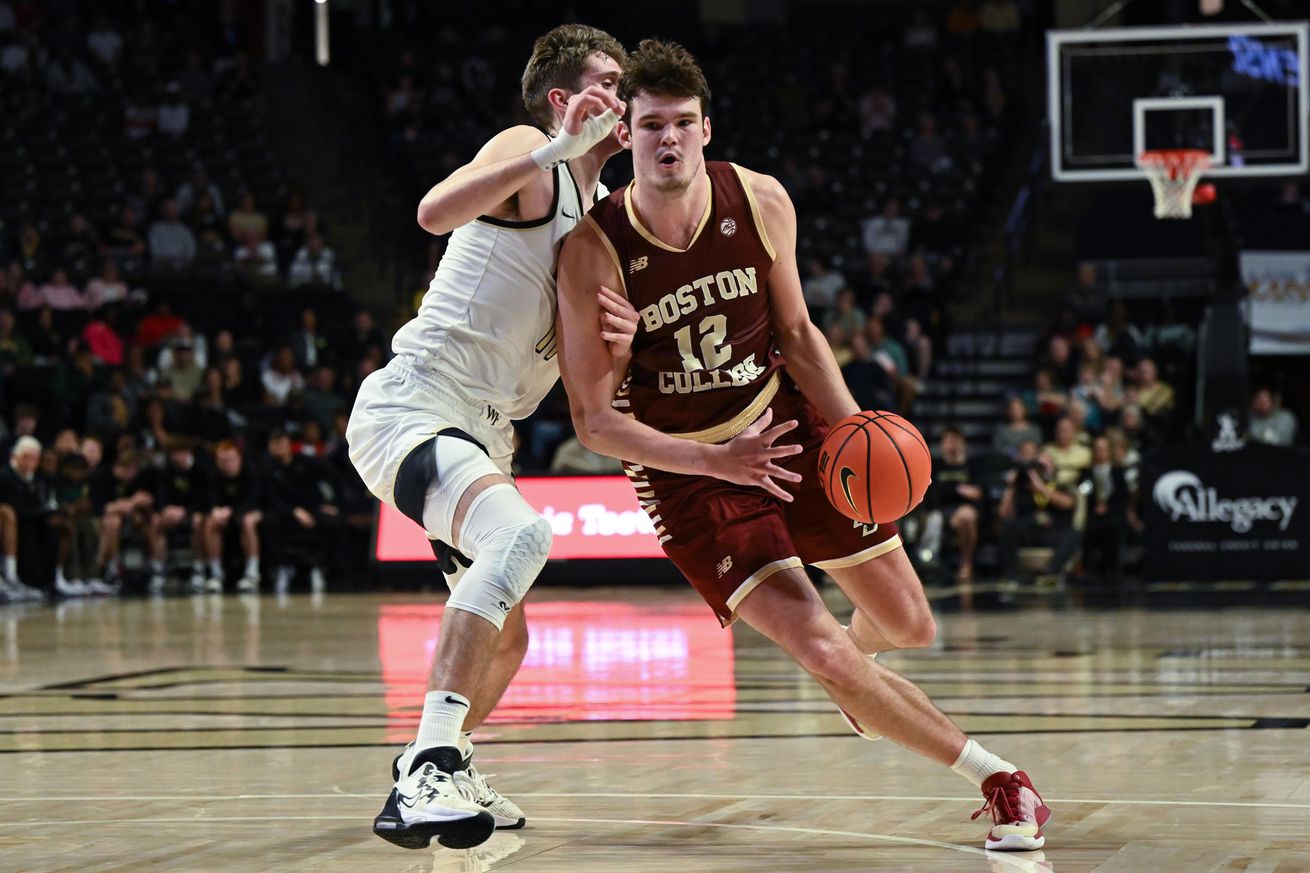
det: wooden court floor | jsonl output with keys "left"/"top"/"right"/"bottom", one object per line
{"left": 1, "top": 586, "right": 1308, "bottom": 872}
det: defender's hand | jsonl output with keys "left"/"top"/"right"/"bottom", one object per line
{"left": 598, "top": 285, "right": 639, "bottom": 359}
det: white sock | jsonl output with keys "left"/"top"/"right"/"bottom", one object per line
{"left": 150, "top": 560, "right": 165, "bottom": 575}
{"left": 951, "top": 739, "right": 1017, "bottom": 788}
{"left": 3, "top": 556, "right": 16, "bottom": 578}
{"left": 457, "top": 730, "right": 473, "bottom": 759}
{"left": 191, "top": 559, "right": 205, "bottom": 575}
{"left": 55, "top": 566, "right": 68, "bottom": 584}
{"left": 209, "top": 559, "right": 223, "bottom": 578}
{"left": 244, "top": 557, "right": 259, "bottom": 577}
{"left": 415, "top": 690, "right": 469, "bottom": 754}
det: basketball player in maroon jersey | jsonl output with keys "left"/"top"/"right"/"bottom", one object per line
{"left": 556, "top": 40, "right": 1052, "bottom": 851}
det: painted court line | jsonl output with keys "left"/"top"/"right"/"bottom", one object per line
{"left": 0, "top": 792, "right": 1306, "bottom": 810}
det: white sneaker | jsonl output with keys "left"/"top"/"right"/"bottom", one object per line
{"left": 205, "top": 576, "right": 224, "bottom": 594}
{"left": 392, "top": 742, "right": 525, "bottom": 829}
{"left": 309, "top": 567, "right": 326, "bottom": 593}
{"left": 148, "top": 574, "right": 167, "bottom": 596}
{"left": 189, "top": 572, "right": 207, "bottom": 594}
{"left": 274, "top": 566, "right": 293, "bottom": 595}
{"left": 236, "top": 574, "right": 259, "bottom": 593}
{"left": 5, "top": 576, "right": 45, "bottom": 602}
{"left": 457, "top": 756, "right": 526, "bottom": 829}
{"left": 85, "top": 578, "right": 118, "bottom": 596}
{"left": 373, "top": 746, "right": 495, "bottom": 850}
{"left": 55, "top": 577, "right": 88, "bottom": 597}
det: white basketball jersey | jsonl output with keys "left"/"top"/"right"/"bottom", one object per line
{"left": 391, "top": 163, "right": 607, "bottom": 421}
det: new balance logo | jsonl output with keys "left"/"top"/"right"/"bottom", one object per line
{"left": 629, "top": 256, "right": 649, "bottom": 273}
{"left": 715, "top": 556, "right": 733, "bottom": 578}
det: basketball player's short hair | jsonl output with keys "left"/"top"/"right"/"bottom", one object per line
{"left": 521, "top": 24, "right": 626, "bottom": 129}
{"left": 618, "top": 39, "right": 711, "bottom": 121}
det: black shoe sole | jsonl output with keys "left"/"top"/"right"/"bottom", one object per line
{"left": 372, "top": 789, "right": 496, "bottom": 850}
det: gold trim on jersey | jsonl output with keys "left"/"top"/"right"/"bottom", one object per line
{"left": 730, "top": 163, "right": 777, "bottom": 262}
{"left": 624, "top": 175, "right": 713, "bottom": 253}
{"left": 811, "top": 534, "right": 904, "bottom": 570}
{"left": 580, "top": 214, "right": 627, "bottom": 294}
{"left": 668, "top": 371, "right": 780, "bottom": 443}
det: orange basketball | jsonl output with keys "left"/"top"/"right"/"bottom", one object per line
{"left": 818, "top": 411, "right": 932, "bottom": 525}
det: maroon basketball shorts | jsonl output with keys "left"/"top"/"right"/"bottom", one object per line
{"left": 625, "top": 378, "right": 902, "bottom": 626}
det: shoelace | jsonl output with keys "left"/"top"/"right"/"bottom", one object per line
{"left": 971, "top": 780, "right": 1021, "bottom": 825}
{"left": 457, "top": 764, "right": 503, "bottom": 805}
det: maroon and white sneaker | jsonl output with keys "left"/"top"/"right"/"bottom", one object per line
{"left": 972, "top": 770, "right": 1051, "bottom": 851}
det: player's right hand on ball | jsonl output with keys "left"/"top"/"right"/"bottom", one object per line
{"left": 712, "top": 408, "right": 804, "bottom": 502}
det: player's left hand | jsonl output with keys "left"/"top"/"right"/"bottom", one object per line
{"left": 598, "top": 285, "right": 638, "bottom": 359}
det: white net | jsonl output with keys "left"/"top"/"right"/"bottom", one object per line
{"left": 1136, "top": 149, "right": 1211, "bottom": 219}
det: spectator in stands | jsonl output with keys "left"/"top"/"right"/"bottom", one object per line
{"left": 1066, "top": 261, "right": 1102, "bottom": 322}
{"left": 86, "top": 14, "right": 124, "bottom": 70}
{"left": 903, "top": 317, "right": 933, "bottom": 384}
{"left": 0, "top": 308, "right": 33, "bottom": 372}
{"left": 823, "top": 288, "right": 867, "bottom": 343}
{"left": 1071, "top": 365, "right": 1105, "bottom": 432}
{"left": 1094, "top": 302, "right": 1143, "bottom": 364}
{"left": 61, "top": 213, "right": 101, "bottom": 270}
{"left": 3, "top": 262, "right": 34, "bottom": 310}
{"left": 45, "top": 46, "right": 98, "bottom": 94}
{"left": 188, "top": 192, "right": 226, "bottom": 245}
{"left": 801, "top": 258, "right": 845, "bottom": 319}
{"left": 825, "top": 323, "right": 854, "bottom": 368}
{"left": 867, "top": 317, "right": 916, "bottom": 410}
{"left": 289, "top": 308, "right": 327, "bottom": 370}
{"left": 147, "top": 437, "right": 209, "bottom": 594}
{"left": 157, "top": 82, "right": 190, "bottom": 138}
{"left": 85, "top": 370, "right": 135, "bottom": 439}
{"left": 22, "top": 268, "right": 87, "bottom": 311}
{"left": 841, "top": 334, "right": 897, "bottom": 414}
{"left": 85, "top": 259, "right": 128, "bottom": 309}
{"left": 100, "top": 206, "right": 148, "bottom": 271}
{"left": 982, "top": 67, "right": 1007, "bottom": 122}
{"left": 27, "top": 307, "right": 63, "bottom": 364}
{"left": 1041, "top": 334, "right": 1078, "bottom": 389}
{"left": 261, "top": 345, "right": 304, "bottom": 405}
{"left": 1044, "top": 415, "right": 1092, "bottom": 490}
{"left": 234, "top": 227, "right": 279, "bottom": 284}
{"left": 158, "top": 340, "right": 204, "bottom": 402}
{"left": 1080, "top": 434, "right": 1130, "bottom": 583}
{"left": 861, "top": 198, "right": 911, "bottom": 260}
{"left": 338, "top": 309, "right": 386, "bottom": 366}
{"left": 858, "top": 86, "right": 896, "bottom": 138}
{"left": 192, "top": 367, "right": 240, "bottom": 443}
{"left": 909, "top": 112, "right": 952, "bottom": 172}
{"left": 176, "top": 50, "right": 212, "bottom": 104}
{"left": 0, "top": 436, "right": 60, "bottom": 598}
{"left": 1134, "top": 357, "right": 1174, "bottom": 419}
{"left": 933, "top": 426, "right": 985, "bottom": 583}
{"left": 126, "top": 167, "right": 165, "bottom": 223}
{"left": 53, "top": 452, "right": 100, "bottom": 595}
{"left": 203, "top": 441, "right": 262, "bottom": 592}
{"left": 262, "top": 429, "right": 332, "bottom": 594}
{"left": 227, "top": 191, "right": 268, "bottom": 243}
{"left": 1249, "top": 387, "right": 1298, "bottom": 447}
{"left": 91, "top": 448, "right": 153, "bottom": 589}
{"left": 997, "top": 439, "right": 1079, "bottom": 584}
{"left": 148, "top": 199, "right": 197, "bottom": 272}
{"left": 994, "top": 396, "right": 1042, "bottom": 460}
{"left": 277, "top": 190, "right": 315, "bottom": 251}
{"left": 288, "top": 232, "right": 339, "bottom": 290}
{"left": 176, "top": 166, "right": 224, "bottom": 216}
{"left": 302, "top": 366, "right": 345, "bottom": 431}
{"left": 15, "top": 222, "right": 46, "bottom": 277}
{"left": 81, "top": 306, "right": 125, "bottom": 366}
{"left": 123, "top": 90, "right": 158, "bottom": 139}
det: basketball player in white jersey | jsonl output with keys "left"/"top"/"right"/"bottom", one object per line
{"left": 347, "top": 25, "right": 636, "bottom": 851}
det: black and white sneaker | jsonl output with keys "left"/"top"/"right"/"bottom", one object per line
{"left": 392, "top": 742, "right": 525, "bottom": 829}
{"left": 373, "top": 746, "right": 495, "bottom": 850}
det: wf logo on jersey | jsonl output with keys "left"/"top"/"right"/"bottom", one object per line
{"left": 715, "top": 556, "right": 733, "bottom": 578}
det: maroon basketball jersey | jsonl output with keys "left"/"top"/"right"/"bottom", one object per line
{"left": 584, "top": 162, "right": 782, "bottom": 441}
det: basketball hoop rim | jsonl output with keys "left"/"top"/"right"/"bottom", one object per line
{"left": 1135, "top": 148, "right": 1213, "bottom": 172}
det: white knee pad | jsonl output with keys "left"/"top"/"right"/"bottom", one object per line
{"left": 444, "top": 484, "right": 552, "bottom": 630}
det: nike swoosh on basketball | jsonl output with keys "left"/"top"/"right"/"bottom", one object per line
{"left": 839, "top": 467, "right": 859, "bottom": 513}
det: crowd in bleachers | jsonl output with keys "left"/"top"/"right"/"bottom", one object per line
{"left": 913, "top": 264, "right": 1200, "bottom": 588}
{"left": 0, "top": 2, "right": 375, "bottom": 602}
